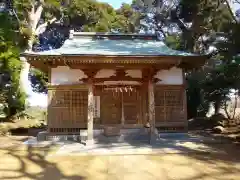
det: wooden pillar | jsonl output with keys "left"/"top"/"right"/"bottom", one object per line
{"left": 121, "top": 93, "right": 125, "bottom": 125}
{"left": 148, "top": 79, "right": 156, "bottom": 144}
{"left": 47, "top": 67, "right": 52, "bottom": 133}
{"left": 82, "top": 69, "right": 99, "bottom": 145}
{"left": 143, "top": 67, "right": 158, "bottom": 142}
{"left": 141, "top": 82, "right": 148, "bottom": 127}
{"left": 47, "top": 89, "right": 53, "bottom": 133}
{"left": 87, "top": 79, "right": 94, "bottom": 145}
{"left": 182, "top": 70, "right": 188, "bottom": 131}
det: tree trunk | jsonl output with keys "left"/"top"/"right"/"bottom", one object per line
{"left": 232, "top": 93, "right": 238, "bottom": 120}
{"left": 224, "top": 101, "right": 231, "bottom": 120}
{"left": 214, "top": 99, "right": 221, "bottom": 114}
{"left": 19, "top": 3, "right": 43, "bottom": 106}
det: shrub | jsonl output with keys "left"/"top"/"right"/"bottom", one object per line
{"left": 188, "top": 117, "right": 210, "bottom": 130}
{"left": 0, "top": 124, "right": 10, "bottom": 136}
{"left": 209, "top": 113, "right": 227, "bottom": 128}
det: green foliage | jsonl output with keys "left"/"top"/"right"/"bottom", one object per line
{"left": 165, "top": 35, "right": 184, "bottom": 51}
{"left": 209, "top": 113, "right": 227, "bottom": 127}
{"left": 30, "top": 68, "right": 48, "bottom": 93}
{"left": 63, "top": 0, "right": 139, "bottom": 33}
{"left": 0, "top": 12, "right": 26, "bottom": 119}
{"left": 2, "top": 0, "right": 240, "bottom": 126}
{"left": 0, "top": 47, "right": 26, "bottom": 118}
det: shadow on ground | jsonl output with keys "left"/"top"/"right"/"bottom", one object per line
{"left": 0, "top": 145, "right": 86, "bottom": 180}
{"left": 0, "top": 132, "right": 239, "bottom": 180}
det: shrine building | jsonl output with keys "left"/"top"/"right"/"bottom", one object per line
{"left": 23, "top": 31, "right": 207, "bottom": 144}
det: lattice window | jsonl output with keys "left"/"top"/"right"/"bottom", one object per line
{"left": 155, "top": 106, "right": 164, "bottom": 121}
{"left": 155, "top": 86, "right": 185, "bottom": 123}
{"left": 51, "top": 91, "right": 70, "bottom": 107}
{"left": 49, "top": 128, "right": 82, "bottom": 134}
{"left": 155, "top": 90, "right": 164, "bottom": 106}
{"left": 72, "top": 91, "right": 87, "bottom": 107}
{"left": 165, "top": 89, "right": 184, "bottom": 121}
{"left": 48, "top": 89, "right": 88, "bottom": 133}
{"left": 165, "top": 90, "right": 183, "bottom": 106}
{"left": 155, "top": 89, "right": 165, "bottom": 122}
{"left": 72, "top": 90, "right": 88, "bottom": 123}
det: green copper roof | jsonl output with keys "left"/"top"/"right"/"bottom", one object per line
{"left": 24, "top": 32, "right": 198, "bottom": 57}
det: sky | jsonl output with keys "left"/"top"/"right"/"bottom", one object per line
{"left": 97, "top": 0, "right": 132, "bottom": 9}
{"left": 27, "top": 0, "right": 240, "bottom": 107}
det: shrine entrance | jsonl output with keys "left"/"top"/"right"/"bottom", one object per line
{"left": 95, "top": 85, "right": 142, "bottom": 127}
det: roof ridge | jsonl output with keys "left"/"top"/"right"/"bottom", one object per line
{"left": 69, "top": 30, "right": 158, "bottom": 40}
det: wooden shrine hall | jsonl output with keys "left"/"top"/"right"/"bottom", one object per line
{"left": 23, "top": 31, "right": 207, "bottom": 144}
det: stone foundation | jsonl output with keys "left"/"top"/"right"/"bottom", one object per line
{"left": 103, "top": 126, "right": 121, "bottom": 136}
{"left": 37, "top": 128, "right": 154, "bottom": 144}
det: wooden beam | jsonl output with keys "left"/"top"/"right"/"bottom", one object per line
{"left": 69, "top": 63, "right": 176, "bottom": 70}
{"left": 81, "top": 77, "right": 159, "bottom": 84}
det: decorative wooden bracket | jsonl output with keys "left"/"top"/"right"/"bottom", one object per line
{"left": 142, "top": 68, "right": 160, "bottom": 83}
{"left": 82, "top": 69, "right": 100, "bottom": 79}
{"left": 80, "top": 68, "right": 159, "bottom": 83}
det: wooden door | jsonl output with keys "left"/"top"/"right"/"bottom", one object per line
{"left": 100, "top": 92, "right": 122, "bottom": 124}
{"left": 123, "top": 89, "right": 141, "bottom": 124}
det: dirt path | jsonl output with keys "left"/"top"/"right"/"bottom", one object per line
{"left": 0, "top": 136, "right": 239, "bottom": 180}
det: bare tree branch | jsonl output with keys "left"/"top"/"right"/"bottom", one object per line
{"left": 224, "top": 0, "right": 238, "bottom": 23}
{"left": 32, "top": 4, "right": 43, "bottom": 30}
{"left": 35, "top": 17, "right": 57, "bottom": 35}
{"left": 224, "top": 101, "right": 232, "bottom": 120}
{"left": 232, "top": 92, "right": 238, "bottom": 119}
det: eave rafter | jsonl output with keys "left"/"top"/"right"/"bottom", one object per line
{"left": 24, "top": 54, "right": 207, "bottom": 73}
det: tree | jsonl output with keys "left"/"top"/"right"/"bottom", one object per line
{"left": 114, "top": 3, "right": 140, "bottom": 33}
{"left": 0, "top": 12, "right": 26, "bottom": 118}
{"left": 30, "top": 1, "right": 140, "bottom": 93}
{"left": 1, "top": 0, "right": 61, "bottom": 106}
{"left": 135, "top": 0, "right": 240, "bottom": 119}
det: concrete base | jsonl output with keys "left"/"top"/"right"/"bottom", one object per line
{"left": 47, "top": 135, "right": 80, "bottom": 142}
{"left": 37, "top": 131, "right": 48, "bottom": 141}
{"left": 149, "top": 128, "right": 159, "bottom": 144}
{"left": 104, "top": 126, "right": 121, "bottom": 136}
{"left": 85, "top": 139, "right": 95, "bottom": 146}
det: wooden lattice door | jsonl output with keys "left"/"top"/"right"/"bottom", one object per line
{"left": 100, "top": 92, "right": 121, "bottom": 124}
{"left": 123, "top": 90, "right": 141, "bottom": 124}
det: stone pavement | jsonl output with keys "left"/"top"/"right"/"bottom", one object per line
{"left": 21, "top": 131, "right": 232, "bottom": 156}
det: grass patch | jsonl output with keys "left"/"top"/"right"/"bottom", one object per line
{"left": 0, "top": 106, "right": 46, "bottom": 136}
{"left": 0, "top": 119, "right": 46, "bottom": 136}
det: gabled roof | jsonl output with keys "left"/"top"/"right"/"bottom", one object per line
{"left": 23, "top": 31, "right": 200, "bottom": 57}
